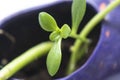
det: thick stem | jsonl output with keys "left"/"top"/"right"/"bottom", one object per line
{"left": 0, "top": 42, "right": 53, "bottom": 80}
{"left": 67, "top": 0, "right": 120, "bottom": 74}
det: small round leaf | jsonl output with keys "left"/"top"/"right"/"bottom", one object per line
{"left": 38, "top": 12, "right": 59, "bottom": 32}
{"left": 49, "top": 31, "right": 60, "bottom": 41}
{"left": 61, "top": 24, "right": 71, "bottom": 39}
{"left": 46, "top": 39, "right": 62, "bottom": 76}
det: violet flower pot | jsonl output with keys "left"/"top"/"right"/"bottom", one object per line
{"left": 0, "top": 0, "right": 120, "bottom": 80}
{"left": 58, "top": 0, "right": 120, "bottom": 80}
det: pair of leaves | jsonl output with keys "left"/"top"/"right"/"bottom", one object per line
{"left": 50, "top": 24, "right": 71, "bottom": 41}
{"left": 39, "top": 12, "right": 71, "bottom": 40}
{"left": 39, "top": 12, "right": 71, "bottom": 76}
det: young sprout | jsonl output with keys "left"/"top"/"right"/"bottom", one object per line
{"left": 39, "top": 12, "right": 71, "bottom": 76}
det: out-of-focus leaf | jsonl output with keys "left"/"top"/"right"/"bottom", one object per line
{"left": 71, "top": 0, "right": 86, "bottom": 34}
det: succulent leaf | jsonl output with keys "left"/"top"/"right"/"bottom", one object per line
{"left": 61, "top": 24, "right": 71, "bottom": 39}
{"left": 71, "top": 0, "right": 86, "bottom": 34}
{"left": 39, "top": 12, "right": 59, "bottom": 32}
{"left": 49, "top": 30, "right": 61, "bottom": 41}
{"left": 46, "top": 38, "right": 62, "bottom": 76}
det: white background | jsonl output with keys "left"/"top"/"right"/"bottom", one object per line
{"left": 0, "top": 0, "right": 58, "bottom": 21}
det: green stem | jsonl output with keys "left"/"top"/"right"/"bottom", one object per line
{"left": 0, "top": 42, "right": 53, "bottom": 80}
{"left": 80, "top": 0, "right": 120, "bottom": 37}
{"left": 67, "top": 0, "right": 120, "bottom": 74}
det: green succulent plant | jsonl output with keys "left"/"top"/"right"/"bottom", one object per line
{"left": 0, "top": 0, "right": 120, "bottom": 79}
